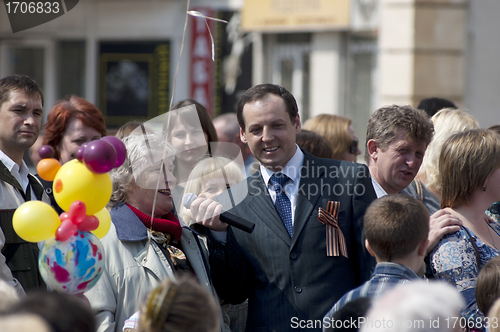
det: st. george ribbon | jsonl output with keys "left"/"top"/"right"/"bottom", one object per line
{"left": 182, "top": 193, "right": 255, "bottom": 233}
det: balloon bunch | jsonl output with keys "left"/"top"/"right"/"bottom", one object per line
{"left": 12, "top": 136, "right": 126, "bottom": 294}
{"left": 57, "top": 201, "right": 99, "bottom": 241}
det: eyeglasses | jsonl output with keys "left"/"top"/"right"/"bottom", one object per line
{"left": 349, "top": 139, "right": 359, "bottom": 155}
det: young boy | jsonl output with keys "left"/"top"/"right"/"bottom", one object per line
{"left": 323, "top": 194, "right": 430, "bottom": 326}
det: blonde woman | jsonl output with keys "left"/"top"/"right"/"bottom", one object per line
{"left": 430, "top": 129, "right": 500, "bottom": 329}
{"left": 302, "top": 114, "right": 361, "bottom": 162}
{"left": 137, "top": 276, "right": 220, "bottom": 332}
{"left": 416, "top": 108, "right": 479, "bottom": 202}
{"left": 178, "top": 156, "right": 246, "bottom": 332}
{"left": 179, "top": 156, "right": 244, "bottom": 232}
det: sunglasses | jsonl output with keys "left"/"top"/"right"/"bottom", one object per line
{"left": 349, "top": 139, "right": 359, "bottom": 154}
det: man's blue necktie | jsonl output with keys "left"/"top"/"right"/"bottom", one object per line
{"left": 270, "top": 173, "right": 293, "bottom": 237}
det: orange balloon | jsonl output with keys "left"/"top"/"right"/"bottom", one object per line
{"left": 37, "top": 158, "right": 61, "bottom": 181}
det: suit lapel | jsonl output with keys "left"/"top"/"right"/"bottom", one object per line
{"left": 291, "top": 154, "right": 324, "bottom": 247}
{"left": 246, "top": 171, "right": 291, "bottom": 246}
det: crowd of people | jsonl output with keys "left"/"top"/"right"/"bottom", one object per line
{"left": 0, "top": 74, "right": 500, "bottom": 332}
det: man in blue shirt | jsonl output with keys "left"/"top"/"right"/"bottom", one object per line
{"left": 323, "top": 194, "right": 430, "bottom": 331}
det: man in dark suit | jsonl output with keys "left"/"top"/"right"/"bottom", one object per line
{"left": 190, "top": 84, "right": 377, "bottom": 331}
{"left": 364, "top": 105, "right": 461, "bottom": 254}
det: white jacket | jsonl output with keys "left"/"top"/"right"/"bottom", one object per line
{"left": 85, "top": 203, "right": 228, "bottom": 332}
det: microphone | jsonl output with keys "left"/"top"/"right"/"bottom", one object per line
{"left": 182, "top": 193, "right": 255, "bottom": 233}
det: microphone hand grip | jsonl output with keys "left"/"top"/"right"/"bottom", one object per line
{"left": 219, "top": 211, "right": 255, "bottom": 234}
{"left": 182, "top": 193, "right": 255, "bottom": 233}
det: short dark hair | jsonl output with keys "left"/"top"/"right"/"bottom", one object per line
{"left": 332, "top": 297, "right": 372, "bottom": 332}
{"left": 237, "top": 84, "right": 298, "bottom": 131}
{"left": 365, "top": 105, "right": 434, "bottom": 163}
{"left": 295, "top": 130, "right": 334, "bottom": 159}
{"left": 364, "top": 194, "right": 429, "bottom": 261}
{"left": 0, "top": 74, "right": 44, "bottom": 108}
{"left": 417, "top": 97, "right": 457, "bottom": 118}
{"left": 213, "top": 112, "right": 240, "bottom": 141}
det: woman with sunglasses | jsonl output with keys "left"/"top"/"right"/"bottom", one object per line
{"left": 302, "top": 114, "right": 361, "bottom": 162}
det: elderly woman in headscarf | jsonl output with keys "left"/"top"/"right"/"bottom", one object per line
{"left": 84, "top": 131, "right": 227, "bottom": 332}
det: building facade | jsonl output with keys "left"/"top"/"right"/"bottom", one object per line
{"left": 1, "top": 0, "right": 499, "bottom": 154}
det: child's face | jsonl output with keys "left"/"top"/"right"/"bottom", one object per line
{"left": 200, "top": 176, "right": 239, "bottom": 200}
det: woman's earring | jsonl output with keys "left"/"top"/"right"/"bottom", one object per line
{"left": 483, "top": 184, "right": 487, "bottom": 192}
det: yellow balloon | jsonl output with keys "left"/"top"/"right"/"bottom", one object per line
{"left": 92, "top": 208, "right": 111, "bottom": 239}
{"left": 13, "top": 201, "right": 60, "bottom": 242}
{"left": 53, "top": 159, "right": 112, "bottom": 215}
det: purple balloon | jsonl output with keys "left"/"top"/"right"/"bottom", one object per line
{"left": 39, "top": 145, "right": 55, "bottom": 159}
{"left": 101, "top": 136, "right": 127, "bottom": 168}
{"left": 82, "top": 140, "right": 117, "bottom": 174}
{"left": 75, "top": 142, "right": 89, "bottom": 162}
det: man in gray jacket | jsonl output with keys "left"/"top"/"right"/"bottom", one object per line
{"left": 0, "top": 74, "right": 49, "bottom": 294}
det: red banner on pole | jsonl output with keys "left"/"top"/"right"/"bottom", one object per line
{"left": 190, "top": 7, "right": 215, "bottom": 116}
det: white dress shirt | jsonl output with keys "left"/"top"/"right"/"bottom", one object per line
{"left": 0, "top": 149, "right": 34, "bottom": 198}
{"left": 211, "top": 145, "right": 304, "bottom": 242}
{"left": 371, "top": 178, "right": 388, "bottom": 198}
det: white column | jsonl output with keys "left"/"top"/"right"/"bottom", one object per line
{"left": 84, "top": 0, "right": 97, "bottom": 104}
{"left": 44, "top": 40, "right": 56, "bottom": 122}
{"left": 378, "top": 0, "right": 467, "bottom": 108}
{"left": 378, "top": 0, "right": 416, "bottom": 107}
{"left": 309, "top": 32, "right": 343, "bottom": 117}
{"left": 252, "top": 32, "right": 264, "bottom": 85}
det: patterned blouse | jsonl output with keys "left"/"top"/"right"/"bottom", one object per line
{"left": 487, "top": 202, "right": 500, "bottom": 223}
{"left": 430, "top": 222, "right": 500, "bottom": 326}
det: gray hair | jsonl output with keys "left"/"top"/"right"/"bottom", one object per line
{"left": 108, "top": 132, "right": 175, "bottom": 208}
{"left": 361, "top": 281, "right": 465, "bottom": 332}
{"left": 417, "top": 108, "right": 479, "bottom": 192}
{"left": 365, "top": 105, "right": 434, "bottom": 164}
